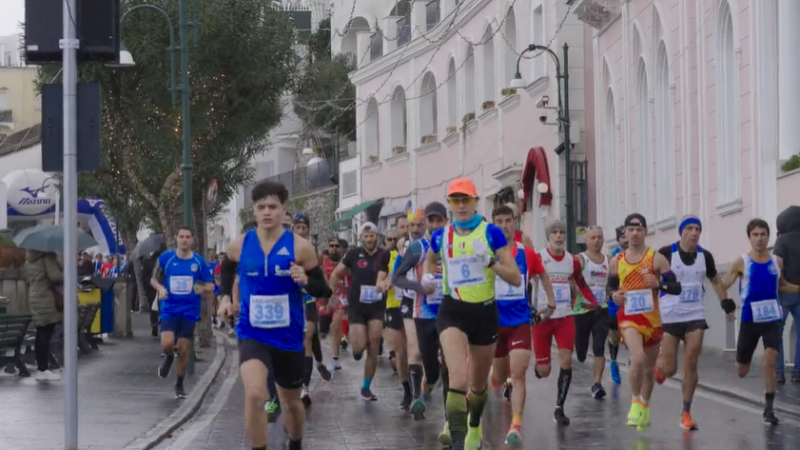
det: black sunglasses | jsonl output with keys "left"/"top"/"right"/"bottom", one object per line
{"left": 385, "top": 237, "right": 397, "bottom": 242}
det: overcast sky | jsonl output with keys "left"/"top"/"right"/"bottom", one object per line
{"left": 1, "top": 0, "right": 25, "bottom": 36}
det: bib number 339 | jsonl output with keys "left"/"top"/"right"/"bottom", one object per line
{"left": 250, "top": 295, "right": 290, "bottom": 329}
{"left": 751, "top": 299, "right": 780, "bottom": 323}
{"left": 625, "top": 289, "right": 654, "bottom": 314}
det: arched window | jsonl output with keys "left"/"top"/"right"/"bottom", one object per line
{"left": 390, "top": 86, "right": 408, "bottom": 154}
{"left": 447, "top": 58, "right": 457, "bottom": 132}
{"left": 464, "top": 45, "right": 476, "bottom": 118}
{"left": 365, "top": 98, "right": 380, "bottom": 162}
{"left": 420, "top": 72, "right": 438, "bottom": 142}
{"left": 481, "top": 26, "right": 496, "bottom": 108}
{"left": 504, "top": 8, "right": 517, "bottom": 88}
{"left": 715, "top": 1, "right": 740, "bottom": 204}
{"left": 341, "top": 17, "right": 370, "bottom": 61}
{"left": 654, "top": 41, "right": 674, "bottom": 220}
{"left": 605, "top": 89, "right": 618, "bottom": 229}
{"left": 636, "top": 58, "right": 651, "bottom": 216}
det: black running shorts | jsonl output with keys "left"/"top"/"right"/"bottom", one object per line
{"left": 436, "top": 295, "right": 498, "bottom": 346}
{"left": 239, "top": 339, "right": 304, "bottom": 389}
{"left": 573, "top": 309, "right": 610, "bottom": 363}
{"left": 662, "top": 319, "right": 709, "bottom": 340}
{"left": 385, "top": 307, "right": 404, "bottom": 331}
{"left": 736, "top": 321, "right": 781, "bottom": 365}
{"left": 347, "top": 301, "right": 386, "bottom": 326}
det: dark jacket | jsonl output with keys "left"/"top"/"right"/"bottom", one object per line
{"left": 775, "top": 206, "right": 800, "bottom": 286}
{"left": 24, "top": 250, "right": 64, "bottom": 327}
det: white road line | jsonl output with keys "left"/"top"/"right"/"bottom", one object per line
{"left": 165, "top": 351, "right": 240, "bottom": 450}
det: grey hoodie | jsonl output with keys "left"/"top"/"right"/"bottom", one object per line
{"left": 775, "top": 206, "right": 800, "bottom": 286}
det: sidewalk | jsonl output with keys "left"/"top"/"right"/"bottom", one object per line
{"left": 612, "top": 344, "right": 800, "bottom": 417}
{"left": 0, "top": 313, "right": 218, "bottom": 450}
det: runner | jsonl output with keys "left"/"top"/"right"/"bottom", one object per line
{"left": 572, "top": 226, "right": 611, "bottom": 399}
{"left": 423, "top": 178, "right": 522, "bottom": 450}
{"left": 292, "top": 212, "right": 332, "bottom": 407}
{"left": 608, "top": 213, "right": 681, "bottom": 429}
{"left": 319, "top": 237, "right": 348, "bottom": 371}
{"left": 384, "top": 230, "right": 412, "bottom": 409}
{"left": 607, "top": 225, "right": 628, "bottom": 385}
{"left": 226, "top": 181, "right": 332, "bottom": 450}
{"left": 339, "top": 239, "right": 351, "bottom": 352}
{"left": 653, "top": 215, "right": 734, "bottom": 430}
{"left": 530, "top": 219, "right": 600, "bottom": 426}
{"left": 489, "top": 205, "right": 554, "bottom": 445}
{"left": 717, "top": 218, "right": 800, "bottom": 425}
{"left": 504, "top": 203, "right": 535, "bottom": 248}
{"left": 329, "top": 222, "right": 391, "bottom": 401}
{"left": 150, "top": 227, "right": 213, "bottom": 399}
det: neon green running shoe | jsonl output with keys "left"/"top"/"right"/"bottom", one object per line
{"left": 637, "top": 405, "right": 651, "bottom": 430}
{"left": 627, "top": 400, "right": 643, "bottom": 427}
{"left": 465, "top": 414, "right": 483, "bottom": 450}
{"left": 437, "top": 421, "right": 452, "bottom": 447}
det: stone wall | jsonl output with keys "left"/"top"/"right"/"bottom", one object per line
{"left": 287, "top": 186, "right": 338, "bottom": 253}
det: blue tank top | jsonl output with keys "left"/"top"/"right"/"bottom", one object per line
{"left": 496, "top": 243, "right": 531, "bottom": 327}
{"left": 415, "top": 238, "right": 440, "bottom": 319}
{"left": 739, "top": 254, "right": 782, "bottom": 323}
{"left": 236, "top": 230, "right": 305, "bottom": 351}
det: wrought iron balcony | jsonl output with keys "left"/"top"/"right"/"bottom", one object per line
{"left": 244, "top": 158, "right": 338, "bottom": 207}
{"left": 0, "top": 109, "right": 11, "bottom": 123}
{"left": 426, "top": 0, "right": 441, "bottom": 31}
{"left": 369, "top": 31, "right": 383, "bottom": 61}
{"left": 397, "top": 15, "right": 411, "bottom": 46}
{"left": 573, "top": 0, "right": 621, "bottom": 30}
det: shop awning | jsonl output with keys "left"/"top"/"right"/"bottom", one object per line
{"left": 333, "top": 198, "right": 382, "bottom": 231}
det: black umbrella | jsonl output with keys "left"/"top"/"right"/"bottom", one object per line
{"left": 131, "top": 234, "right": 166, "bottom": 259}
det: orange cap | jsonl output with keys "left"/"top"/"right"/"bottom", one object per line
{"left": 447, "top": 178, "right": 478, "bottom": 197}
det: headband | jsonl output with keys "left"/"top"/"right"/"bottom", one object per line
{"left": 678, "top": 216, "right": 702, "bottom": 236}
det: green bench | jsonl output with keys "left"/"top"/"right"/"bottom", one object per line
{"left": 0, "top": 314, "right": 33, "bottom": 377}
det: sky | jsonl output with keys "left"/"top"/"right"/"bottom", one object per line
{"left": 1, "top": 0, "right": 25, "bottom": 36}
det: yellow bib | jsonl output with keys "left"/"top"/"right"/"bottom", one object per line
{"left": 441, "top": 222, "right": 496, "bottom": 303}
{"left": 387, "top": 250, "right": 402, "bottom": 308}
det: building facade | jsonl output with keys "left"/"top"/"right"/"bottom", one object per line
{"left": 0, "top": 64, "right": 39, "bottom": 138}
{"left": 583, "top": 0, "right": 799, "bottom": 356}
{"left": 332, "top": 0, "right": 597, "bottom": 247}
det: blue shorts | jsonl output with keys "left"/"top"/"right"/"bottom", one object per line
{"left": 607, "top": 299, "right": 619, "bottom": 317}
{"left": 160, "top": 315, "right": 196, "bottom": 339}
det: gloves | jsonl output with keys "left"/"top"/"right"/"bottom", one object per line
{"left": 720, "top": 298, "right": 736, "bottom": 314}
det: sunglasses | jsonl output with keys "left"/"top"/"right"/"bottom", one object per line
{"left": 385, "top": 237, "right": 397, "bottom": 242}
{"left": 447, "top": 197, "right": 476, "bottom": 206}
{"left": 328, "top": 243, "right": 340, "bottom": 248}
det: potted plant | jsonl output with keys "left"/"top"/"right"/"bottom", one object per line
{"left": 462, "top": 112, "right": 476, "bottom": 124}
{"left": 367, "top": 155, "right": 379, "bottom": 164}
{"left": 481, "top": 100, "right": 496, "bottom": 111}
{"left": 392, "top": 146, "right": 406, "bottom": 155}
{"left": 501, "top": 88, "right": 517, "bottom": 98}
{"left": 420, "top": 135, "right": 436, "bottom": 144}
{"left": 446, "top": 125, "right": 457, "bottom": 135}
{"left": 781, "top": 154, "right": 800, "bottom": 173}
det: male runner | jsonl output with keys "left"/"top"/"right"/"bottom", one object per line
{"left": 329, "top": 222, "right": 391, "bottom": 401}
{"left": 423, "top": 178, "right": 522, "bottom": 450}
{"left": 339, "top": 239, "right": 351, "bottom": 351}
{"left": 653, "top": 215, "right": 734, "bottom": 430}
{"left": 718, "top": 218, "right": 800, "bottom": 425}
{"left": 397, "top": 215, "right": 409, "bottom": 240}
{"left": 504, "top": 203, "right": 535, "bottom": 248}
{"left": 573, "top": 226, "right": 611, "bottom": 399}
{"left": 490, "top": 205, "right": 554, "bottom": 445}
{"left": 292, "top": 213, "right": 331, "bottom": 406}
{"left": 607, "top": 225, "right": 628, "bottom": 384}
{"left": 226, "top": 181, "right": 332, "bottom": 450}
{"left": 150, "top": 227, "right": 213, "bottom": 399}
{"left": 384, "top": 230, "right": 412, "bottom": 408}
{"left": 530, "top": 220, "right": 600, "bottom": 426}
{"left": 320, "top": 237, "right": 348, "bottom": 370}
{"left": 608, "top": 213, "right": 681, "bottom": 429}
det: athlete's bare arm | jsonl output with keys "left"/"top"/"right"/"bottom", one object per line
{"left": 424, "top": 247, "right": 440, "bottom": 275}
{"left": 329, "top": 261, "right": 349, "bottom": 292}
{"left": 776, "top": 257, "right": 800, "bottom": 294}
{"left": 609, "top": 257, "right": 625, "bottom": 303}
{"left": 225, "top": 236, "right": 245, "bottom": 316}
{"left": 522, "top": 233, "right": 534, "bottom": 250}
{"left": 653, "top": 252, "right": 671, "bottom": 276}
{"left": 538, "top": 270, "right": 557, "bottom": 309}
{"left": 493, "top": 245, "right": 522, "bottom": 287}
{"left": 719, "top": 256, "right": 744, "bottom": 291}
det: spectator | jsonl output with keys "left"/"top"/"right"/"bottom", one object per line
{"left": 93, "top": 253, "right": 104, "bottom": 275}
{"left": 139, "top": 252, "right": 162, "bottom": 337}
{"left": 101, "top": 255, "right": 116, "bottom": 277}
{"left": 24, "top": 250, "right": 64, "bottom": 381}
{"left": 775, "top": 205, "right": 800, "bottom": 384}
{"left": 78, "top": 252, "right": 94, "bottom": 277}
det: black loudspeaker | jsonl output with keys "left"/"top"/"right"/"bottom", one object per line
{"left": 23, "top": 0, "right": 120, "bottom": 64}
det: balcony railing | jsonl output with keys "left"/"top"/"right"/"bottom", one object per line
{"left": 369, "top": 31, "right": 383, "bottom": 61}
{"left": 0, "top": 109, "right": 11, "bottom": 123}
{"left": 397, "top": 15, "right": 411, "bottom": 46}
{"left": 426, "top": 0, "right": 441, "bottom": 31}
{"left": 245, "top": 158, "right": 338, "bottom": 207}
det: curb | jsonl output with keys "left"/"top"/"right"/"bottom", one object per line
{"left": 122, "top": 331, "right": 229, "bottom": 450}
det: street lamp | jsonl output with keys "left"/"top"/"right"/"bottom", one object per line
{"left": 509, "top": 43, "right": 575, "bottom": 252}
{"left": 39, "top": 175, "right": 60, "bottom": 225}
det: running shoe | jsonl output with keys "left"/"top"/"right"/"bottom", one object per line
{"left": 317, "top": 363, "right": 332, "bottom": 381}
{"left": 637, "top": 405, "right": 650, "bottom": 430}
{"left": 654, "top": 365, "right": 666, "bottom": 384}
{"left": 591, "top": 383, "right": 607, "bottom": 399}
{"left": 763, "top": 408, "right": 780, "bottom": 425}
{"left": 340, "top": 338, "right": 348, "bottom": 351}
{"left": 502, "top": 378, "right": 513, "bottom": 402}
{"left": 504, "top": 423, "right": 523, "bottom": 447}
{"left": 301, "top": 387, "right": 312, "bottom": 407}
{"left": 158, "top": 355, "right": 174, "bottom": 379}
{"left": 264, "top": 399, "right": 281, "bottom": 423}
{"left": 680, "top": 411, "right": 698, "bottom": 430}
{"left": 627, "top": 400, "right": 644, "bottom": 427}
{"left": 438, "top": 421, "right": 452, "bottom": 448}
{"left": 360, "top": 388, "right": 377, "bottom": 401}
{"left": 174, "top": 380, "right": 187, "bottom": 399}
{"left": 410, "top": 398, "right": 426, "bottom": 421}
{"left": 400, "top": 392, "right": 412, "bottom": 411}
{"left": 465, "top": 413, "right": 483, "bottom": 450}
{"left": 332, "top": 359, "right": 342, "bottom": 370}
{"left": 553, "top": 407, "right": 570, "bottom": 426}
{"left": 776, "top": 371, "right": 786, "bottom": 384}
{"left": 609, "top": 360, "right": 621, "bottom": 385}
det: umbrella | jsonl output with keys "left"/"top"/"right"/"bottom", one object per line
{"left": 131, "top": 234, "right": 166, "bottom": 259}
{"left": 13, "top": 224, "right": 97, "bottom": 253}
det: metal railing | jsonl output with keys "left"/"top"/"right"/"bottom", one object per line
{"left": 426, "top": 0, "right": 441, "bottom": 31}
{"left": 245, "top": 158, "right": 338, "bottom": 207}
{"left": 369, "top": 32, "right": 383, "bottom": 61}
{"left": 397, "top": 15, "right": 411, "bottom": 46}
{"left": 0, "top": 109, "right": 12, "bottom": 123}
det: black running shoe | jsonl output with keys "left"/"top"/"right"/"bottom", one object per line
{"left": 554, "top": 407, "right": 571, "bottom": 426}
{"left": 360, "top": 388, "right": 377, "bottom": 401}
{"left": 158, "top": 355, "right": 174, "bottom": 379}
{"left": 174, "top": 381, "right": 187, "bottom": 399}
{"left": 763, "top": 409, "right": 780, "bottom": 425}
{"left": 151, "top": 324, "right": 158, "bottom": 337}
{"left": 591, "top": 383, "right": 607, "bottom": 400}
{"left": 502, "top": 380, "right": 513, "bottom": 402}
{"left": 317, "top": 363, "right": 332, "bottom": 382}
{"left": 776, "top": 372, "right": 786, "bottom": 384}
{"left": 301, "top": 387, "right": 312, "bottom": 407}
{"left": 400, "top": 392, "right": 412, "bottom": 411}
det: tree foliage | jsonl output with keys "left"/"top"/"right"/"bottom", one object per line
{"left": 293, "top": 52, "right": 356, "bottom": 140}
{"left": 308, "top": 18, "right": 331, "bottom": 63}
{"left": 39, "top": 0, "right": 298, "bottom": 245}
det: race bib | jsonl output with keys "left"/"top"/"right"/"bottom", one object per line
{"left": 249, "top": 295, "right": 290, "bottom": 329}
{"left": 680, "top": 285, "right": 702, "bottom": 303}
{"left": 427, "top": 277, "right": 443, "bottom": 304}
{"left": 360, "top": 285, "right": 381, "bottom": 304}
{"left": 552, "top": 283, "right": 572, "bottom": 317}
{"left": 169, "top": 276, "right": 193, "bottom": 295}
{"left": 751, "top": 299, "right": 781, "bottom": 323}
{"left": 496, "top": 277, "right": 526, "bottom": 301}
{"left": 446, "top": 255, "right": 486, "bottom": 289}
{"left": 338, "top": 294, "right": 348, "bottom": 306}
{"left": 625, "top": 289, "right": 654, "bottom": 314}
{"left": 591, "top": 287, "right": 607, "bottom": 306}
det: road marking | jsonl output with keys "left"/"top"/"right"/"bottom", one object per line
{"left": 165, "top": 351, "right": 240, "bottom": 450}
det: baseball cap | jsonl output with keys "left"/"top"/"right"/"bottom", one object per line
{"left": 447, "top": 178, "right": 478, "bottom": 197}
{"left": 360, "top": 222, "right": 378, "bottom": 234}
{"left": 624, "top": 213, "right": 647, "bottom": 228}
{"left": 615, "top": 225, "right": 625, "bottom": 242}
{"left": 293, "top": 212, "right": 310, "bottom": 226}
{"left": 424, "top": 201, "right": 447, "bottom": 219}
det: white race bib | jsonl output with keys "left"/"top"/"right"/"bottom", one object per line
{"left": 496, "top": 277, "right": 526, "bottom": 301}
{"left": 625, "top": 289, "right": 654, "bottom": 314}
{"left": 680, "top": 285, "right": 702, "bottom": 304}
{"left": 446, "top": 255, "right": 486, "bottom": 289}
{"left": 552, "top": 283, "right": 572, "bottom": 317}
{"left": 751, "top": 299, "right": 781, "bottom": 323}
{"left": 249, "top": 295, "right": 290, "bottom": 329}
{"left": 427, "top": 277, "right": 443, "bottom": 304}
{"left": 169, "top": 276, "right": 194, "bottom": 295}
{"left": 338, "top": 294, "right": 348, "bottom": 306}
{"left": 360, "top": 285, "right": 381, "bottom": 304}
{"left": 591, "top": 287, "right": 607, "bottom": 306}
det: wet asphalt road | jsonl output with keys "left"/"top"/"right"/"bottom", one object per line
{"left": 154, "top": 335, "right": 800, "bottom": 450}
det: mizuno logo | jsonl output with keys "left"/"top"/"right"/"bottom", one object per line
{"left": 276, "top": 247, "right": 290, "bottom": 256}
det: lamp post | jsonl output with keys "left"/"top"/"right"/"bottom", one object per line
{"left": 510, "top": 43, "right": 574, "bottom": 252}
{"left": 40, "top": 175, "right": 60, "bottom": 225}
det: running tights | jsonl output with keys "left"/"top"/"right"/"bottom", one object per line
{"left": 267, "top": 367, "right": 278, "bottom": 404}
{"left": 311, "top": 332, "right": 322, "bottom": 363}
{"left": 415, "top": 318, "right": 448, "bottom": 416}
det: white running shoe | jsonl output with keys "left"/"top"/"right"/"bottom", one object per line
{"left": 34, "top": 370, "right": 61, "bottom": 381}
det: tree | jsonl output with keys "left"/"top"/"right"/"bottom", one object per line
{"left": 308, "top": 18, "right": 331, "bottom": 63}
{"left": 40, "top": 0, "right": 298, "bottom": 247}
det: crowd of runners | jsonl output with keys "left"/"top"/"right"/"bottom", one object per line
{"left": 148, "top": 177, "right": 800, "bottom": 450}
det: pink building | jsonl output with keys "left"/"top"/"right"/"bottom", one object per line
{"left": 332, "top": 0, "right": 597, "bottom": 248}
{"left": 584, "top": 0, "right": 799, "bottom": 352}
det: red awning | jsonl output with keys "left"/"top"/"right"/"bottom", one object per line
{"left": 520, "top": 147, "right": 552, "bottom": 212}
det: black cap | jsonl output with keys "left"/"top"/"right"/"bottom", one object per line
{"left": 615, "top": 226, "right": 625, "bottom": 242}
{"left": 624, "top": 213, "right": 647, "bottom": 228}
{"left": 292, "top": 212, "right": 310, "bottom": 226}
{"left": 424, "top": 201, "right": 447, "bottom": 219}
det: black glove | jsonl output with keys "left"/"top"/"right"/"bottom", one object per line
{"left": 720, "top": 298, "right": 736, "bottom": 314}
